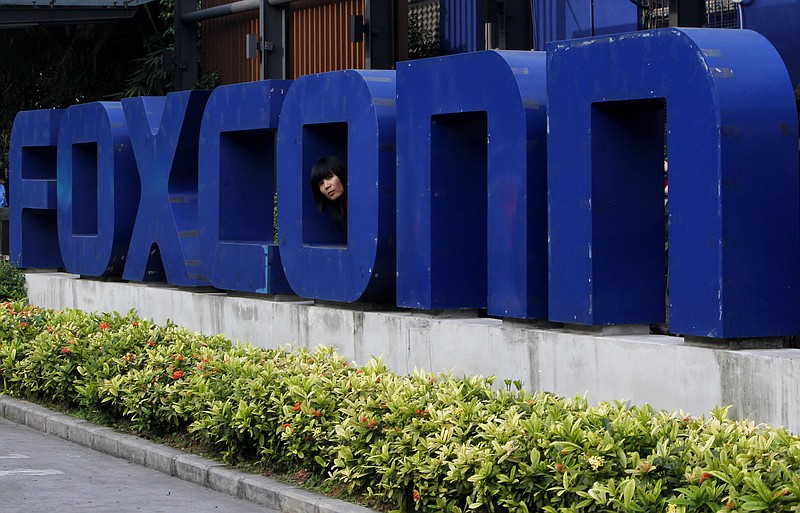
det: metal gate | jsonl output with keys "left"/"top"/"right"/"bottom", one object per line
{"left": 639, "top": 0, "right": 741, "bottom": 30}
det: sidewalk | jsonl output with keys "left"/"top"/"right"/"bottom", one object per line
{"left": 0, "top": 396, "right": 375, "bottom": 513}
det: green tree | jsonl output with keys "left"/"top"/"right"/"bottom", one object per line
{"left": 0, "top": 0, "right": 175, "bottom": 164}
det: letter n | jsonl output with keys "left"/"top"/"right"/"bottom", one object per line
{"left": 396, "top": 51, "right": 548, "bottom": 318}
{"left": 547, "top": 28, "right": 800, "bottom": 338}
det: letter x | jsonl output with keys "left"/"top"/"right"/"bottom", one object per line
{"left": 122, "top": 91, "right": 211, "bottom": 286}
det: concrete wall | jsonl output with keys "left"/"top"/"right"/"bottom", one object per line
{"left": 25, "top": 272, "right": 800, "bottom": 433}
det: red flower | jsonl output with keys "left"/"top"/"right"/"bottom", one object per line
{"left": 412, "top": 490, "right": 421, "bottom": 503}
{"left": 555, "top": 463, "right": 565, "bottom": 473}
{"left": 700, "top": 472, "right": 712, "bottom": 483}
{"left": 61, "top": 347, "right": 71, "bottom": 354}
{"left": 131, "top": 321, "right": 139, "bottom": 327}
{"left": 360, "top": 417, "right": 368, "bottom": 423}
{"left": 311, "top": 409, "right": 321, "bottom": 418}
{"left": 293, "top": 402, "right": 301, "bottom": 411}
{"left": 99, "top": 322, "right": 109, "bottom": 330}
{"left": 172, "top": 370, "right": 184, "bottom": 379}
{"left": 282, "top": 423, "right": 291, "bottom": 430}
{"left": 19, "top": 322, "right": 27, "bottom": 328}
{"left": 147, "top": 340, "right": 155, "bottom": 347}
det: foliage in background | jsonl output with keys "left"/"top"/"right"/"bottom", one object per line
{"left": 0, "top": 0, "right": 218, "bottom": 165}
{"left": 3, "top": 302, "right": 800, "bottom": 513}
{"left": 0, "top": 1, "right": 168, "bottom": 162}
{"left": 0, "top": 260, "right": 25, "bottom": 301}
{"left": 407, "top": 12, "right": 438, "bottom": 60}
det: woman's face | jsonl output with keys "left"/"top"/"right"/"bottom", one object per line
{"left": 319, "top": 173, "right": 344, "bottom": 201}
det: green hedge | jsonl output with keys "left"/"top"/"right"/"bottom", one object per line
{"left": 2, "top": 299, "right": 800, "bottom": 513}
{"left": 0, "top": 260, "right": 26, "bottom": 302}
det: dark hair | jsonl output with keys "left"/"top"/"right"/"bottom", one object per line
{"left": 310, "top": 155, "right": 348, "bottom": 222}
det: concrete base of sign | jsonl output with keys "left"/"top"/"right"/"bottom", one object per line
{"left": 24, "top": 271, "right": 800, "bottom": 434}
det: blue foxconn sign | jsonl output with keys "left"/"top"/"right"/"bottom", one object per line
{"left": 9, "top": 29, "right": 800, "bottom": 339}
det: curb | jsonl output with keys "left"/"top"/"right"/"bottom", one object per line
{"left": 0, "top": 396, "right": 376, "bottom": 513}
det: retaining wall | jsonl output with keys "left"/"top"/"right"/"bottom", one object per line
{"left": 24, "top": 272, "right": 800, "bottom": 433}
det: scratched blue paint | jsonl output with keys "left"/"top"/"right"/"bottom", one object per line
{"left": 532, "top": 0, "right": 637, "bottom": 50}
{"left": 547, "top": 28, "right": 800, "bottom": 338}
{"left": 121, "top": 91, "right": 211, "bottom": 285}
{"left": 8, "top": 109, "right": 65, "bottom": 268}
{"left": 56, "top": 102, "right": 139, "bottom": 276}
{"left": 396, "top": 50, "right": 548, "bottom": 318}
{"left": 198, "top": 81, "right": 292, "bottom": 294}
{"left": 277, "top": 70, "right": 396, "bottom": 302}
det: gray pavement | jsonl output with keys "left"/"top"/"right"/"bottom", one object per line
{"left": 0, "top": 397, "right": 374, "bottom": 513}
{"left": 0, "top": 417, "right": 278, "bottom": 513}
